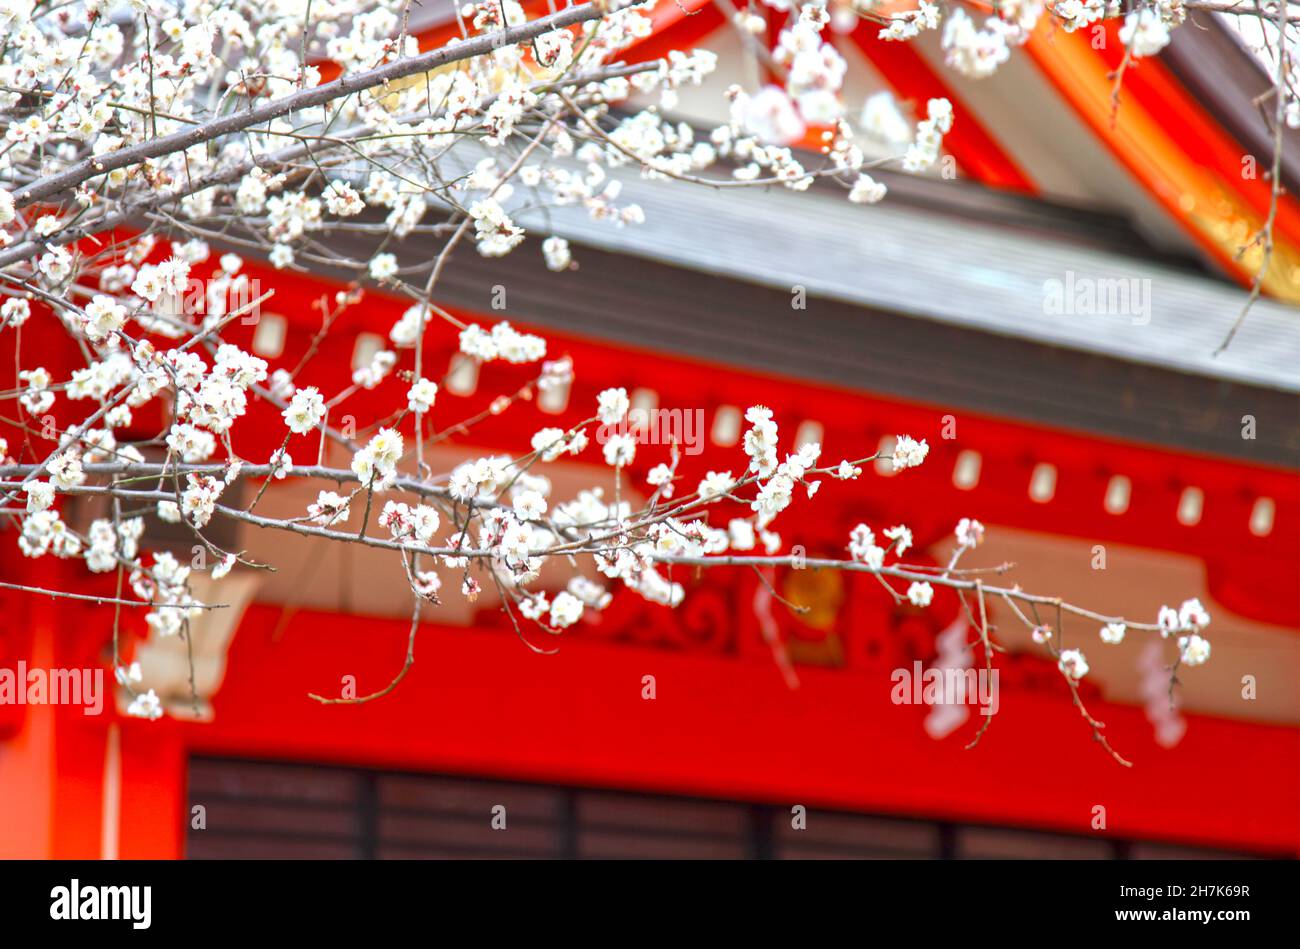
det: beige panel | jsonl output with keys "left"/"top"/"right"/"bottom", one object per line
{"left": 236, "top": 461, "right": 1296, "bottom": 726}
{"left": 940, "top": 526, "right": 1300, "bottom": 726}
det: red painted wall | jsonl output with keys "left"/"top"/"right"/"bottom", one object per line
{"left": 174, "top": 603, "right": 1299, "bottom": 855}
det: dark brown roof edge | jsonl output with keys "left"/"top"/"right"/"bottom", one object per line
{"left": 1161, "top": 10, "right": 1300, "bottom": 198}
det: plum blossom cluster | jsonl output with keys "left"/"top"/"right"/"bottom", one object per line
{"left": 869, "top": 0, "right": 1195, "bottom": 80}
{"left": 0, "top": 0, "right": 1234, "bottom": 750}
{"left": 1157, "top": 598, "right": 1213, "bottom": 667}
{"left": 129, "top": 552, "right": 204, "bottom": 640}
{"left": 1118, "top": 4, "right": 1182, "bottom": 58}
{"left": 0, "top": 313, "right": 1222, "bottom": 747}
{"left": 458, "top": 322, "right": 547, "bottom": 364}
{"left": 0, "top": 0, "right": 1232, "bottom": 313}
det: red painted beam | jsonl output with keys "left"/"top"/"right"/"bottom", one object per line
{"left": 1093, "top": 21, "right": 1300, "bottom": 245}
{"left": 1022, "top": 20, "right": 1300, "bottom": 301}
{"left": 619, "top": 0, "right": 726, "bottom": 66}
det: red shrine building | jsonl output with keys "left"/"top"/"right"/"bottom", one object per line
{"left": 1, "top": 2, "right": 1298, "bottom": 859}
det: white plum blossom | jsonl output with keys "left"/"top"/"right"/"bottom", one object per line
{"left": 883, "top": 525, "right": 912, "bottom": 555}
{"left": 181, "top": 473, "right": 224, "bottom": 528}
{"left": 448, "top": 456, "right": 512, "bottom": 502}
{"left": 323, "top": 181, "right": 365, "bottom": 216}
{"left": 166, "top": 424, "right": 217, "bottom": 463}
{"left": 646, "top": 463, "right": 674, "bottom": 497}
{"left": 269, "top": 449, "right": 293, "bottom": 480}
{"left": 212, "top": 554, "right": 236, "bottom": 580}
{"left": 127, "top": 690, "right": 164, "bottom": 720}
{"left": 751, "top": 473, "right": 794, "bottom": 521}
{"left": 879, "top": 0, "right": 941, "bottom": 41}
{"left": 469, "top": 197, "right": 525, "bottom": 256}
{"left": 698, "top": 471, "right": 735, "bottom": 500}
{"left": 892, "top": 435, "right": 929, "bottom": 471}
{"left": 82, "top": 294, "right": 127, "bottom": 341}
{"left": 849, "top": 524, "right": 884, "bottom": 568}
{"left": 352, "top": 349, "right": 396, "bottom": 389}
{"left": 736, "top": 85, "right": 805, "bottom": 145}
{"left": 379, "top": 501, "right": 441, "bottom": 546}
{"left": 519, "top": 594, "right": 550, "bottom": 621}
{"left": 549, "top": 591, "right": 585, "bottom": 628}
{"left": 955, "top": 518, "right": 985, "bottom": 548}
{"left": 1, "top": 298, "right": 31, "bottom": 329}
{"left": 907, "top": 581, "right": 934, "bottom": 607}
{"left": 1055, "top": 0, "right": 1106, "bottom": 33}
{"left": 308, "top": 491, "right": 351, "bottom": 526}
{"left": 1100, "top": 622, "right": 1126, "bottom": 645}
{"left": 458, "top": 322, "right": 547, "bottom": 363}
{"left": 351, "top": 428, "right": 404, "bottom": 488}
{"left": 513, "top": 490, "right": 547, "bottom": 521}
{"left": 85, "top": 519, "right": 119, "bottom": 573}
{"left": 1178, "top": 633, "right": 1212, "bottom": 667}
{"left": 531, "top": 427, "right": 568, "bottom": 462}
{"left": 47, "top": 451, "right": 84, "bottom": 490}
{"left": 849, "top": 174, "right": 887, "bottom": 204}
{"left": 20, "top": 510, "right": 81, "bottom": 559}
{"left": 269, "top": 244, "right": 294, "bottom": 269}
{"left": 531, "top": 427, "right": 586, "bottom": 461}
{"left": 1157, "top": 605, "right": 1181, "bottom": 638}
{"left": 369, "top": 253, "right": 399, "bottom": 281}
{"left": 1178, "top": 597, "right": 1211, "bottom": 632}
{"left": 597, "top": 387, "right": 630, "bottom": 425}
{"left": 1058, "top": 648, "right": 1090, "bottom": 680}
{"left": 903, "top": 99, "right": 953, "bottom": 173}
{"left": 407, "top": 378, "right": 438, "bottom": 414}
{"left": 115, "top": 663, "right": 143, "bottom": 687}
{"left": 542, "top": 236, "right": 572, "bottom": 271}
{"left": 941, "top": 8, "right": 1012, "bottom": 79}
{"left": 390, "top": 305, "right": 429, "bottom": 348}
{"left": 24, "top": 480, "right": 55, "bottom": 513}
{"left": 18, "top": 368, "right": 54, "bottom": 415}
{"left": 413, "top": 571, "right": 442, "bottom": 599}
{"left": 1158, "top": 599, "right": 1211, "bottom": 639}
{"left": 743, "top": 406, "right": 779, "bottom": 477}
{"left": 1120, "top": 8, "right": 1172, "bottom": 58}
{"left": 603, "top": 432, "right": 637, "bottom": 467}
{"left": 728, "top": 518, "right": 757, "bottom": 550}
{"left": 568, "top": 576, "right": 612, "bottom": 610}
{"left": 459, "top": 324, "right": 498, "bottom": 361}
{"left": 283, "top": 387, "right": 326, "bottom": 434}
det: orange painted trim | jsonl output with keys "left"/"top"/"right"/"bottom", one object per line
{"left": 1024, "top": 21, "right": 1300, "bottom": 302}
